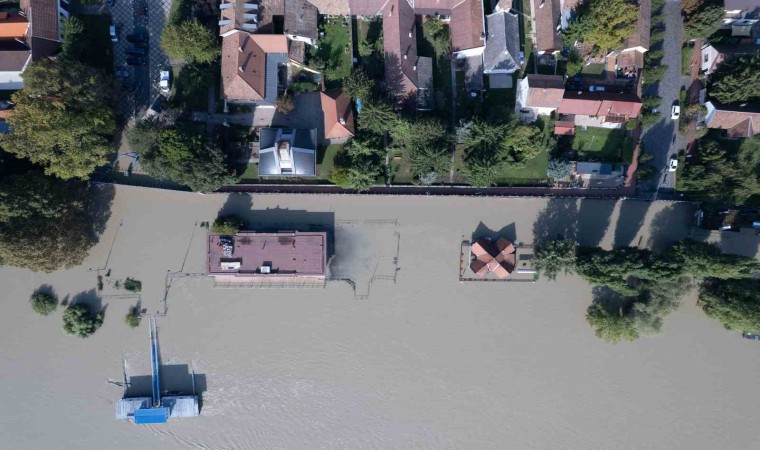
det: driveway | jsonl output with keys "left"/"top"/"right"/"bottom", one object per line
{"left": 640, "top": 0, "right": 687, "bottom": 199}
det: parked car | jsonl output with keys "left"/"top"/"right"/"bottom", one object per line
{"left": 742, "top": 332, "right": 760, "bottom": 341}
{"left": 109, "top": 25, "right": 118, "bottom": 42}
{"left": 126, "top": 47, "right": 147, "bottom": 56}
{"left": 126, "top": 33, "right": 148, "bottom": 44}
{"left": 114, "top": 68, "right": 130, "bottom": 78}
{"left": 567, "top": 82, "right": 583, "bottom": 91}
{"left": 668, "top": 156, "right": 678, "bottom": 172}
{"left": 159, "top": 70, "right": 171, "bottom": 94}
{"left": 107, "top": 0, "right": 114, "bottom": 6}
{"left": 589, "top": 85, "right": 605, "bottom": 92}
{"left": 671, "top": 105, "right": 680, "bottom": 120}
{"left": 126, "top": 57, "right": 145, "bottom": 66}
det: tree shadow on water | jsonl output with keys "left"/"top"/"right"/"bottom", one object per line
{"left": 532, "top": 198, "right": 580, "bottom": 242}
{"left": 85, "top": 183, "right": 116, "bottom": 244}
{"left": 576, "top": 199, "right": 617, "bottom": 247}
{"left": 613, "top": 200, "right": 651, "bottom": 248}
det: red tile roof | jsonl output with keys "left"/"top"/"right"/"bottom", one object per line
{"left": 382, "top": 0, "right": 419, "bottom": 98}
{"left": 470, "top": 237, "right": 516, "bottom": 279}
{"left": 525, "top": 74, "right": 565, "bottom": 108}
{"left": 26, "top": 0, "right": 60, "bottom": 42}
{"left": 533, "top": 0, "right": 561, "bottom": 53}
{"left": 321, "top": 89, "right": 355, "bottom": 139}
{"left": 450, "top": 0, "right": 485, "bottom": 52}
{"left": 559, "top": 92, "right": 642, "bottom": 119}
{"left": 554, "top": 121, "right": 575, "bottom": 135}
{"left": 707, "top": 109, "right": 760, "bottom": 137}
{"left": 0, "top": 13, "right": 29, "bottom": 39}
{"left": 221, "top": 32, "right": 288, "bottom": 102}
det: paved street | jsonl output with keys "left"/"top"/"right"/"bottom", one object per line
{"left": 641, "top": 0, "right": 686, "bottom": 198}
{"left": 107, "top": 0, "right": 172, "bottom": 119}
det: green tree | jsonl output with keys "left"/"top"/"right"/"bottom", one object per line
{"left": 670, "top": 240, "right": 760, "bottom": 279}
{"left": 423, "top": 17, "right": 451, "bottom": 55}
{"left": 161, "top": 19, "right": 219, "bottom": 64}
{"left": 534, "top": 239, "right": 577, "bottom": 280}
{"left": 408, "top": 146, "right": 452, "bottom": 183}
{"left": 125, "top": 306, "right": 140, "bottom": 328}
{"left": 564, "top": 0, "right": 638, "bottom": 54}
{"left": 342, "top": 68, "right": 373, "bottom": 100}
{"left": 62, "top": 304, "right": 104, "bottom": 338}
{"left": 60, "top": 17, "right": 85, "bottom": 61}
{"left": 30, "top": 292, "right": 58, "bottom": 316}
{"left": 0, "top": 59, "right": 115, "bottom": 179}
{"left": 547, "top": 159, "right": 574, "bottom": 180}
{"left": 127, "top": 119, "right": 161, "bottom": 154}
{"left": 502, "top": 123, "right": 554, "bottom": 164}
{"left": 682, "top": 1, "right": 724, "bottom": 39}
{"left": 699, "top": 279, "right": 760, "bottom": 333}
{"left": 358, "top": 99, "right": 399, "bottom": 136}
{"left": 0, "top": 172, "right": 105, "bottom": 272}
{"left": 709, "top": 52, "right": 760, "bottom": 104}
{"left": 586, "top": 303, "right": 640, "bottom": 343}
{"left": 212, "top": 214, "right": 245, "bottom": 234}
{"left": 141, "top": 126, "right": 238, "bottom": 192}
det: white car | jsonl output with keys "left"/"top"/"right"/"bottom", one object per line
{"left": 671, "top": 105, "right": 680, "bottom": 120}
{"left": 159, "top": 70, "right": 171, "bottom": 94}
{"left": 109, "top": 25, "right": 118, "bottom": 42}
{"left": 668, "top": 157, "right": 678, "bottom": 172}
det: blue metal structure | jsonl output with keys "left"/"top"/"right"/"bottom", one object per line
{"left": 149, "top": 316, "right": 161, "bottom": 407}
{"left": 134, "top": 407, "right": 169, "bottom": 424}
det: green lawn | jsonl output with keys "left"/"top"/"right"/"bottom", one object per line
{"left": 681, "top": 43, "right": 695, "bottom": 76}
{"left": 314, "top": 18, "right": 352, "bottom": 89}
{"left": 494, "top": 150, "right": 549, "bottom": 184}
{"left": 317, "top": 144, "right": 342, "bottom": 179}
{"left": 355, "top": 18, "right": 384, "bottom": 80}
{"left": 621, "top": 136, "right": 636, "bottom": 164}
{"left": 581, "top": 63, "right": 605, "bottom": 77}
{"left": 572, "top": 127, "right": 627, "bottom": 161}
{"left": 75, "top": 15, "right": 113, "bottom": 72}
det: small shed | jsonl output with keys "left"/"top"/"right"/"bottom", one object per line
{"left": 554, "top": 121, "right": 575, "bottom": 136}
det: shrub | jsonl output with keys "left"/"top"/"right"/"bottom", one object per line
{"left": 125, "top": 306, "right": 140, "bottom": 328}
{"left": 276, "top": 92, "right": 295, "bottom": 114}
{"left": 62, "top": 304, "right": 104, "bottom": 338}
{"left": 30, "top": 292, "right": 58, "bottom": 316}
{"left": 638, "top": 151, "right": 654, "bottom": 164}
{"left": 637, "top": 164, "right": 657, "bottom": 180}
{"left": 547, "top": 159, "right": 574, "bottom": 180}
{"left": 212, "top": 214, "right": 245, "bottom": 235}
{"left": 123, "top": 277, "right": 142, "bottom": 293}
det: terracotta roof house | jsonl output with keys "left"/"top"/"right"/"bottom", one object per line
{"left": 350, "top": 0, "right": 484, "bottom": 108}
{"left": 559, "top": 91, "right": 642, "bottom": 124}
{"left": 469, "top": 237, "right": 517, "bottom": 279}
{"left": 19, "top": 0, "right": 68, "bottom": 61}
{"left": 532, "top": 0, "right": 561, "bottom": 54}
{"left": 207, "top": 231, "right": 327, "bottom": 283}
{"left": 221, "top": 32, "right": 289, "bottom": 104}
{"left": 705, "top": 101, "right": 760, "bottom": 138}
{"left": 483, "top": 9, "right": 520, "bottom": 80}
{"left": 321, "top": 89, "right": 355, "bottom": 141}
{"left": 258, "top": 128, "right": 318, "bottom": 176}
{"left": 0, "top": 12, "right": 29, "bottom": 39}
{"left": 515, "top": 74, "right": 565, "bottom": 121}
{"left": 284, "top": 0, "right": 319, "bottom": 45}
{"left": 218, "top": 0, "right": 259, "bottom": 36}
{"left": 0, "top": 39, "right": 32, "bottom": 90}
{"left": 700, "top": 41, "right": 759, "bottom": 75}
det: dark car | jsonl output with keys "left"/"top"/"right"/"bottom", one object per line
{"left": 126, "top": 57, "right": 145, "bottom": 66}
{"left": 126, "top": 47, "right": 147, "bottom": 56}
{"left": 126, "top": 33, "right": 148, "bottom": 44}
{"left": 114, "top": 68, "right": 130, "bottom": 78}
{"left": 107, "top": 0, "right": 114, "bottom": 6}
{"left": 742, "top": 332, "right": 760, "bottom": 340}
{"left": 120, "top": 82, "right": 137, "bottom": 92}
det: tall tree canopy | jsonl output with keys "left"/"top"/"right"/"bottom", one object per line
{"left": 161, "top": 19, "right": 219, "bottom": 65}
{"left": 564, "top": 0, "right": 638, "bottom": 54}
{"left": 141, "top": 126, "right": 237, "bottom": 192}
{"left": 681, "top": 0, "right": 724, "bottom": 39}
{"left": 0, "top": 172, "right": 111, "bottom": 272}
{"left": 0, "top": 59, "right": 115, "bottom": 179}
{"left": 677, "top": 137, "right": 760, "bottom": 205}
{"left": 699, "top": 279, "right": 760, "bottom": 333}
{"left": 709, "top": 52, "right": 760, "bottom": 105}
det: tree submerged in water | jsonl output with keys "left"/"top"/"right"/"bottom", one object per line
{"left": 62, "top": 304, "right": 104, "bottom": 338}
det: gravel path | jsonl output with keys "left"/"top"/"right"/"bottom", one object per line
{"left": 641, "top": 0, "right": 687, "bottom": 198}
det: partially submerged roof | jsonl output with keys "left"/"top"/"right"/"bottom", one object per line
{"left": 207, "top": 231, "right": 327, "bottom": 277}
{"left": 533, "top": 0, "right": 561, "bottom": 53}
{"left": 162, "top": 396, "right": 200, "bottom": 418}
{"left": 221, "top": 32, "right": 288, "bottom": 103}
{"left": 470, "top": 237, "right": 516, "bottom": 279}
{"left": 258, "top": 128, "right": 317, "bottom": 176}
{"left": 321, "top": 89, "right": 355, "bottom": 139}
{"left": 115, "top": 398, "right": 151, "bottom": 420}
{"left": 484, "top": 10, "right": 520, "bottom": 74}
{"left": 284, "top": 0, "right": 319, "bottom": 40}
{"left": 134, "top": 407, "right": 169, "bottom": 424}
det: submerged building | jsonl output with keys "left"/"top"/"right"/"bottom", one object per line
{"left": 115, "top": 317, "right": 199, "bottom": 424}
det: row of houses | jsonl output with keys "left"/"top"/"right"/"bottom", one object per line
{"left": 0, "top": 0, "right": 69, "bottom": 91}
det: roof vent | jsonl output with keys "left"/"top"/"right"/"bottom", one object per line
{"left": 413, "top": 65, "right": 417, "bottom": 71}
{"left": 238, "top": 46, "right": 243, "bottom": 52}
{"left": 339, "top": 117, "right": 346, "bottom": 125}
{"left": 260, "top": 265, "right": 271, "bottom": 274}
{"left": 408, "top": 32, "right": 412, "bottom": 38}
{"left": 238, "top": 66, "right": 244, "bottom": 72}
